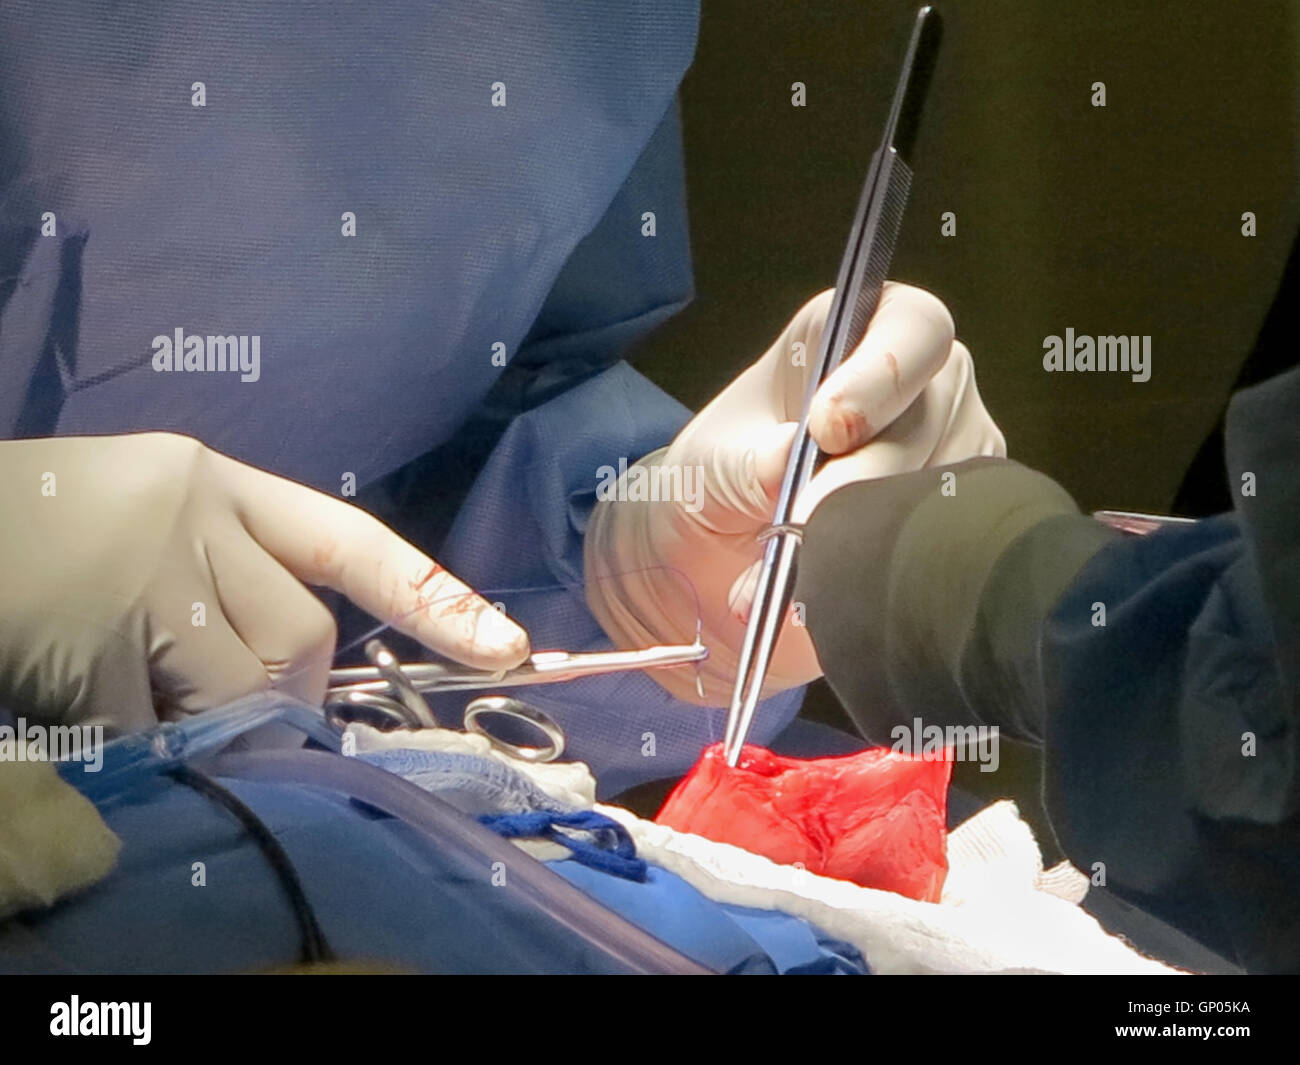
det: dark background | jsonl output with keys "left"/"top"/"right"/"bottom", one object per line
{"left": 622, "top": 0, "right": 1300, "bottom": 843}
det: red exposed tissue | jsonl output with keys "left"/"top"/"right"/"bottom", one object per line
{"left": 656, "top": 743, "right": 953, "bottom": 902}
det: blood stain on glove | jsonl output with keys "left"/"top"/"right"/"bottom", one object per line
{"left": 412, "top": 562, "right": 444, "bottom": 590}
{"left": 656, "top": 743, "right": 952, "bottom": 902}
{"left": 884, "top": 349, "right": 903, "bottom": 395}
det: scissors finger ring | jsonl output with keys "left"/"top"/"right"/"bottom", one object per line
{"left": 463, "top": 696, "right": 565, "bottom": 764}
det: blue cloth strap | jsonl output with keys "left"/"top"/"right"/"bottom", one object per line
{"left": 480, "top": 810, "right": 648, "bottom": 882}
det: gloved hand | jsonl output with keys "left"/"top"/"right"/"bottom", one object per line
{"left": 584, "top": 284, "right": 1005, "bottom": 705}
{"left": 0, "top": 433, "right": 530, "bottom": 730}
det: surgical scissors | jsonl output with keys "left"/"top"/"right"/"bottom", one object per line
{"left": 324, "top": 637, "right": 709, "bottom": 751}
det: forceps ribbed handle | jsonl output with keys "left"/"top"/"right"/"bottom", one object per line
{"left": 722, "top": 152, "right": 914, "bottom": 767}
{"left": 722, "top": 5, "right": 941, "bottom": 767}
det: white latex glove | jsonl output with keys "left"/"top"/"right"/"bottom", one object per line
{"left": 584, "top": 284, "right": 1005, "bottom": 705}
{"left": 0, "top": 433, "right": 530, "bottom": 731}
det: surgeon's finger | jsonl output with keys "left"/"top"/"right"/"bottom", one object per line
{"left": 808, "top": 282, "right": 954, "bottom": 455}
{"left": 795, "top": 342, "right": 998, "bottom": 524}
{"left": 212, "top": 454, "right": 530, "bottom": 669}
{"left": 202, "top": 530, "right": 338, "bottom": 706}
{"left": 795, "top": 431, "right": 925, "bottom": 527}
{"left": 146, "top": 550, "right": 326, "bottom": 751}
{"left": 921, "top": 342, "right": 1008, "bottom": 465}
{"left": 690, "top": 421, "right": 799, "bottom": 534}
{"left": 144, "top": 545, "right": 280, "bottom": 719}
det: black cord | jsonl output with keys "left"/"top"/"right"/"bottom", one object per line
{"left": 166, "top": 764, "right": 335, "bottom": 965}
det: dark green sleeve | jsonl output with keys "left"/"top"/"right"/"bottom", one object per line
{"left": 794, "top": 457, "right": 1121, "bottom": 744}
{"left": 795, "top": 371, "right": 1300, "bottom": 973}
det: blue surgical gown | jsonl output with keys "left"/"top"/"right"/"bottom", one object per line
{"left": 0, "top": 0, "right": 803, "bottom": 794}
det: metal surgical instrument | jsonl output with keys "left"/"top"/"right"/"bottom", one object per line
{"left": 722, "top": 6, "right": 942, "bottom": 767}
{"left": 463, "top": 695, "right": 568, "bottom": 763}
{"left": 1093, "top": 510, "right": 1200, "bottom": 536}
{"left": 325, "top": 637, "right": 709, "bottom": 739}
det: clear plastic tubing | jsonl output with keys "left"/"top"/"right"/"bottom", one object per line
{"left": 61, "top": 693, "right": 340, "bottom": 805}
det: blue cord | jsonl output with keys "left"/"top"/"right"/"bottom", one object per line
{"left": 480, "top": 809, "right": 648, "bottom": 882}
